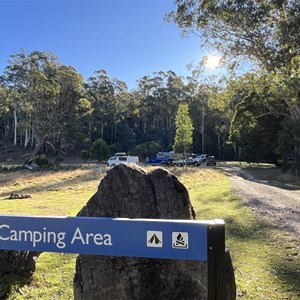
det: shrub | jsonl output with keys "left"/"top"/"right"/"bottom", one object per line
{"left": 54, "top": 154, "right": 64, "bottom": 167}
{"left": 34, "top": 155, "right": 50, "bottom": 168}
{"left": 81, "top": 150, "right": 91, "bottom": 162}
{"left": 134, "top": 141, "right": 162, "bottom": 159}
{"left": 90, "top": 139, "right": 108, "bottom": 162}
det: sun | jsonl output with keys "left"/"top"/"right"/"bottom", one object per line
{"left": 204, "top": 55, "right": 221, "bottom": 69}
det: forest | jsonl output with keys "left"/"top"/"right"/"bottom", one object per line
{"left": 0, "top": 0, "right": 299, "bottom": 171}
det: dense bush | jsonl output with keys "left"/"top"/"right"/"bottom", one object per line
{"left": 81, "top": 150, "right": 91, "bottom": 162}
{"left": 89, "top": 139, "right": 108, "bottom": 162}
{"left": 134, "top": 141, "right": 162, "bottom": 159}
{"left": 34, "top": 155, "right": 51, "bottom": 168}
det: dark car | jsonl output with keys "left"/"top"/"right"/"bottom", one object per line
{"left": 206, "top": 156, "right": 216, "bottom": 166}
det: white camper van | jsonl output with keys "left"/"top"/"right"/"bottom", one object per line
{"left": 107, "top": 155, "right": 139, "bottom": 167}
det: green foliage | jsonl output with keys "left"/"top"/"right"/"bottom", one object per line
{"left": 80, "top": 150, "right": 91, "bottom": 162}
{"left": 33, "top": 155, "right": 50, "bottom": 168}
{"left": 107, "top": 143, "right": 121, "bottom": 156}
{"left": 223, "top": 72, "right": 288, "bottom": 162}
{"left": 134, "top": 141, "right": 162, "bottom": 159}
{"left": 173, "top": 103, "right": 194, "bottom": 154}
{"left": 168, "top": 0, "right": 300, "bottom": 71}
{"left": 277, "top": 118, "right": 300, "bottom": 173}
{"left": 89, "top": 138, "right": 108, "bottom": 162}
{"left": 2, "top": 50, "right": 91, "bottom": 152}
{"left": 0, "top": 84, "right": 10, "bottom": 114}
{"left": 116, "top": 122, "right": 136, "bottom": 152}
{"left": 85, "top": 69, "right": 129, "bottom": 145}
{"left": 54, "top": 154, "right": 64, "bottom": 167}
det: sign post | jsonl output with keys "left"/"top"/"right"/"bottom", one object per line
{"left": 0, "top": 215, "right": 225, "bottom": 299}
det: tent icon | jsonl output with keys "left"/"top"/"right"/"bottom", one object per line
{"left": 148, "top": 234, "right": 161, "bottom": 244}
{"left": 147, "top": 231, "right": 163, "bottom": 248}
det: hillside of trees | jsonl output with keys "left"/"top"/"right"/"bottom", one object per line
{"left": 1, "top": 1, "right": 299, "bottom": 171}
{"left": 0, "top": 50, "right": 232, "bottom": 163}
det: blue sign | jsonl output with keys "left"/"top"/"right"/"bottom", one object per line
{"left": 0, "top": 215, "right": 209, "bottom": 261}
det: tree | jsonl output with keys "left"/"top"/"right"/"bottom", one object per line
{"left": 168, "top": 1, "right": 300, "bottom": 119}
{"left": 134, "top": 71, "right": 186, "bottom": 149}
{"left": 0, "top": 83, "right": 10, "bottom": 150}
{"left": 173, "top": 103, "right": 194, "bottom": 158}
{"left": 134, "top": 141, "right": 162, "bottom": 160}
{"left": 85, "top": 70, "right": 130, "bottom": 145}
{"left": 89, "top": 138, "right": 108, "bottom": 162}
{"left": 167, "top": 0, "right": 300, "bottom": 71}
{"left": 2, "top": 50, "right": 90, "bottom": 151}
{"left": 229, "top": 90, "right": 286, "bottom": 163}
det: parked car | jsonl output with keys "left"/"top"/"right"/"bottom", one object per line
{"left": 175, "top": 157, "right": 201, "bottom": 167}
{"left": 206, "top": 156, "right": 216, "bottom": 166}
{"left": 193, "top": 154, "right": 207, "bottom": 163}
{"left": 107, "top": 155, "right": 139, "bottom": 166}
{"left": 145, "top": 157, "right": 173, "bottom": 166}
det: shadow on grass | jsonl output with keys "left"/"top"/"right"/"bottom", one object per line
{"left": 242, "top": 175, "right": 300, "bottom": 191}
{"left": 196, "top": 193, "right": 300, "bottom": 298}
{"left": 0, "top": 167, "right": 103, "bottom": 198}
{"left": 269, "top": 240, "right": 300, "bottom": 298}
{"left": 219, "top": 164, "right": 300, "bottom": 190}
{"left": 225, "top": 213, "right": 300, "bottom": 297}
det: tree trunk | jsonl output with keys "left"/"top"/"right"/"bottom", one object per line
{"left": 24, "top": 129, "right": 29, "bottom": 148}
{"left": 100, "top": 123, "right": 103, "bottom": 140}
{"left": 88, "top": 120, "right": 92, "bottom": 141}
{"left": 217, "top": 133, "right": 221, "bottom": 158}
{"left": 13, "top": 110, "right": 17, "bottom": 146}
{"left": 31, "top": 119, "right": 40, "bottom": 145}
{"left": 23, "top": 136, "right": 48, "bottom": 166}
{"left": 201, "top": 107, "right": 205, "bottom": 154}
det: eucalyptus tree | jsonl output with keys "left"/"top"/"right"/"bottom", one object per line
{"left": 85, "top": 70, "right": 130, "bottom": 145}
{"left": 167, "top": 0, "right": 300, "bottom": 119}
{"left": 3, "top": 50, "right": 89, "bottom": 152}
{"left": 168, "top": 0, "right": 300, "bottom": 164}
{"left": 136, "top": 71, "right": 185, "bottom": 149}
{"left": 0, "top": 83, "right": 10, "bottom": 146}
{"left": 229, "top": 87, "right": 287, "bottom": 162}
{"left": 167, "top": 0, "right": 299, "bottom": 69}
{"left": 44, "top": 64, "right": 89, "bottom": 150}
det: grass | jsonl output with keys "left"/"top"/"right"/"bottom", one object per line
{"left": 180, "top": 168, "right": 300, "bottom": 300}
{"left": 0, "top": 165, "right": 105, "bottom": 300}
{"left": 0, "top": 165, "right": 299, "bottom": 299}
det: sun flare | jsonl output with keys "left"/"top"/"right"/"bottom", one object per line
{"left": 204, "top": 55, "right": 221, "bottom": 69}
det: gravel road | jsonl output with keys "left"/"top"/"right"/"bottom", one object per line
{"left": 218, "top": 163, "right": 300, "bottom": 238}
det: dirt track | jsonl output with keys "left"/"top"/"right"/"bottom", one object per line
{"left": 219, "top": 163, "right": 300, "bottom": 238}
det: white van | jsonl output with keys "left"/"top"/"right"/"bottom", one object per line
{"left": 107, "top": 155, "right": 139, "bottom": 167}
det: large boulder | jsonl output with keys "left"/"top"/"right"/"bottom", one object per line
{"left": 0, "top": 250, "right": 38, "bottom": 299}
{"left": 74, "top": 164, "right": 236, "bottom": 300}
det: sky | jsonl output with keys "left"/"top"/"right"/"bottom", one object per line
{"left": 0, "top": 0, "right": 204, "bottom": 90}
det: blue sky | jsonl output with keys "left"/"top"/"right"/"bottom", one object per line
{"left": 0, "top": 0, "right": 203, "bottom": 90}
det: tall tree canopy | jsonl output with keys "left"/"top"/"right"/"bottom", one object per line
{"left": 1, "top": 50, "right": 91, "bottom": 150}
{"left": 167, "top": 0, "right": 300, "bottom": 70}
{"left": 173, "top": 103, "right": 194, "bottom": 155}
{"left": 168, "top": 0, "right": 300, "bottom": 168}
{"left": 167, "top": 0, "right": 300, "bottom": 119}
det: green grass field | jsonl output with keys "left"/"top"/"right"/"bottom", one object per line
{"left": 0, "top": 165, "right": 299, "bottom": 299}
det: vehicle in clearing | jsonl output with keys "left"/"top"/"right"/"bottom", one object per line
{"left": 145, "top": 157, "right": 173, "bottom": 166}
{"left": 114, "top": 152, "right": 127, "bottom": 156}
{"left": 175, "top": 157, "right": 201, "bottom": 167}
{"left": 107, "top": 155, "right": 139, "bottom": 167}
{"left": 193, "top": 154, "right": 207, "bottom": 163}
{"left": 206, "top": 156, "right": 216, "bottom": 166}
